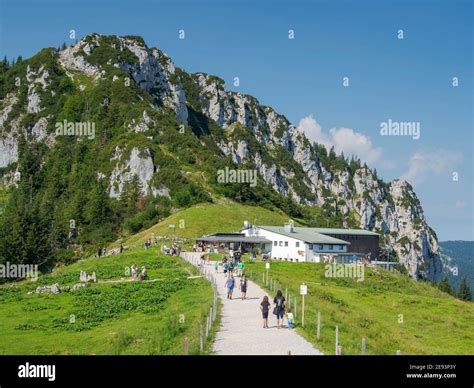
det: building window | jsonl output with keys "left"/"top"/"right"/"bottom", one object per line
{"left": 296, "top": 242, "right": 300, "bottom": 247}
{"left": 308, "top": 244, "right": 313, "bottom": 250}
{"left": 273, "top": 241, "right": 277, "bottom": 246}
{"left": 329, "top": 245, "right": 333, "bottom": 250}
{"left": 284, "top": 241, "right": 288, "bottom": 247}
{"left": 279, "top": 241, "right": 283, "bottom": 247}
{"left": 339, "top": 245, "right": 344, "bottom": 250}
{"left": 319, "top": 244, "right": 323, "bottom": 250}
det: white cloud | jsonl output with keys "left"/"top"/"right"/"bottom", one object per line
{"left": 401, "top": 149, "right": 463, "bottom": 186}
{"left": 455, "top": 200, "right": 467, "bottom": 209}
{"left": 297, "top": 114, "right": 382, "bottom": 165}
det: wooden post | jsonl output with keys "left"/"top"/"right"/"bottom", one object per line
{"left": 205, "top": 316, "right": 209, "bottom": 338}
{"left": 210, "top": 307, "right": 213, "bottom": 328}
{"left": 301, "top": 292, "right": 305, "bottom": 328}
{"left": 317, "top": 311, "right": 321, "bottom": 340}
{"left": 183, "top": 337, "right": 189, "bottom": 355}
{"left": 294, "top": 296, "right": 297, "bottom": 319}
{"left": 288, "top": 294, "right": 291, "bottom": 309}
{"left": 335, "top": 325, "right": 339, "bottom": 355}
{"left": 362, "top": 337, "right": 366, "bottom": 355}
{"left": 285, "top": 288, "right": 288, "bottom": 300}
{"left": 337, "top": 345, "right": 342, "bottom": 355}
{"left": 200, "top": 323, "right": 203, "bottom": 353}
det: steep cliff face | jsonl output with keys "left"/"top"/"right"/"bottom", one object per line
{"left": 0, "top": 34, "right": 442, "bottom": 279}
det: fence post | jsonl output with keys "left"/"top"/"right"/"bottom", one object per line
{"left": 200, "top": 323, "right": 203, "bottom": 353}
{"left": 294, "top": 296, "right": 297, "bottom": 319}
{"left": 183, "top": 337, "right": 189, "bottom": 355}
{"left": 317, "top": 311, "right": 321, "bottom": 340}
{"left": 285, "top": 288, "right": 288, "bottom": 300}
{"left": 205, "top": 316, "right": 209, "bottom": 338}
{"left": 362, "top": 337, "right": 366, "bottom": 355}
{"left": 210, "top": 307, "right": 213, "bottom": 328}
{"left": 335, "top": 325, "right": 339, "bottom": 355}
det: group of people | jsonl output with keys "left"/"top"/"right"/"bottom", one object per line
{"left": 224, "top": 273, "right": 248, "bottom": 300}
{"left": 260, "top": 290, "right": 294, "bottom": 329}
{"left": 130, "top": 263, "right": 147, "bottom": 281}
{"left": 221, "top": 255, "right": 294, "bottom": 329}
{"left": 162, "top": 243, "right": 180, "bottom": 256}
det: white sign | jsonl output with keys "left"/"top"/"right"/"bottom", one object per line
{"left": 265, "top": 263, "right": 270, "bottom": 270}
{"left": 169, "top": 224, "right": 175, "bottom": 228}
{"left": 300, "top": 284, "right": 307, "bottom": 295}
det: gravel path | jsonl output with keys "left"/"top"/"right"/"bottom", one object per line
{"left": 180, "top": 252, "right": 322, "bottom": 355}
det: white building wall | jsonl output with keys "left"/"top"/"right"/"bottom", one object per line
{"left": 243, "top": 226, "right": 348, "bottom": 263}
{"left": 243, "top": 227, "right": 307, "bottom": 262}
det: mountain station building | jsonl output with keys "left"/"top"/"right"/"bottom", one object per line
{"left": 196, "top": 222, "right": 379, "bottom": 263}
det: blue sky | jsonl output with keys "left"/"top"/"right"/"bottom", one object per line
{"left": 1, "top": 0, "right": 472, "bottom": 240}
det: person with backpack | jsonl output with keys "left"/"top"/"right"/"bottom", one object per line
{"left": 273, "top": 290, "right": 286, "bottom": 329}
{"left": 228, "top": 259, "right": 234, "bottom": 274}
{"left": 260, "top": 296, "right": 271, "bottom": 328}
{"left": 223, "top": 260, "right": 228, "bottom": 275}
{"left": 225, "top": 273, "right": 235, "bottom": 299}
{"left": 239, "top": 275, "right": 248, "bottom": 300}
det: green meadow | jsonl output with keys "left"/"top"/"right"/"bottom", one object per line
{"left": 244, "top": 260, "right": 474, "bottom": 355}
{"left": 116, "top": 201, "right": 293, "bottom": 249}
{"left": 0, "top": 247, "right": 219, "bottom": 355}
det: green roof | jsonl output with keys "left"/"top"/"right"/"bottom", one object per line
{"left": 258, "top": 226, "right": 350, "bottom": 245}
{"left": 310, "top": 227, "right": 379, "bottom": 237}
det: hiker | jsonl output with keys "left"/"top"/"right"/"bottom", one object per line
{"left": 131, "top": 264, "right": 138, "bottom": 280}
{"left": 273, "top": 290, "right": 286, "bottom": 329}
{"left": 228, "top": 259, "right": 234, "bottom": 274}
{"left": 239, "top": 275, "right": 248, "bottom": 300}
{"left": 214, "top": 260, "right": 219, "bottom": 273}
{"left": 223, "top": 261, "right": 229, "bottom": 275}
{"left": 119, "top": 244, "right": 124, "bottom": 254}
{"left": 225, "top": 273, "right": 235, "bottom": 300}
{"left": 97, "top": 247, "right": 102, "bottom": 258}
{"left": 286, "top": 309, "right": 294, "bottom": 329}
{"left": 140, "top": 266, "right": 147, "bottom": 281}
{"left": 237, "top": 260, "right": 245, "bottom": 277}
{"left": 260, "top": 296, "right": 270, "bottom": 328}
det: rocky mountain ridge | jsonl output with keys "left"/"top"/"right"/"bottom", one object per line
{"left": 0, "top": 33, "right": 443, "bottom": 279}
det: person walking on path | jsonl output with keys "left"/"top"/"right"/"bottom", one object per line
{"left": 237, "top": 260, "right": 244, "bottom": 276}
{"left": 225, "top": 273, "right": 235, "bottom": 300}
{"left": 273, "top": 290, "right": 286, "bottom": 329}
{"left": 214, "top": 260, "right": 219, "bottom": 273}
{"left": 239, "top": 275, "right": 248, "bottom": 300}
{"left": 260, "top": 296, "right": 271, "bottom": 328}
{"left": 228, "top": 259, "right": 234, "bottom": 274}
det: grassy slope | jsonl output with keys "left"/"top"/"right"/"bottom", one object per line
{"left": 0, "top": 247, "right": 219, "bottom": 355}
{"left": 116, "top": 201, "right": 293, "bottom": 249}
{"left": 244, "top": 260, "right": 474, "bottom": 355}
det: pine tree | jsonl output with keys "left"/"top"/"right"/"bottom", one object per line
{"left": 438, "top": 276, "right": 453, "bottom": 295}
{"left": 457, "top": 278, "right": 472, "bottom": 301}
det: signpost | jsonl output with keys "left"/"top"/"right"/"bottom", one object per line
{"left": 265, "top": 262, "right": 270, "bottom": 286}
{"left": 300, "top": 283, "right": 307, "bottom": 327}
